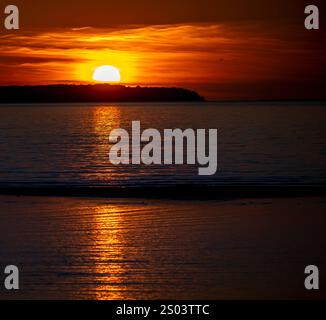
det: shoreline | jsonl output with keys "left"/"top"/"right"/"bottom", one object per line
{"left": 1, "top": 194, "right": 325, "bottom": 299}
{"left": 0, "top": 185, "right": 325, "bottom": 200}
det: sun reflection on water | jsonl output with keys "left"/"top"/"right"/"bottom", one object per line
{"left": 91, "top": 203, "right": 127, "bottom": 300}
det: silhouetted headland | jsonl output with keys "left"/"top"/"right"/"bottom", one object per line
{"left": 0, "top": 84, "right": 205, "bottom": 103}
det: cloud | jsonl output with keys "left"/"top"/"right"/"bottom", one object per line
{"left": 0, "top": 23, "right": 325, "bottom": 99}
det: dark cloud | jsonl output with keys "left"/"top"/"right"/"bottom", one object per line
{"left": 6, "top": 0, "right": 325, "bottom": 29}
{"left": 0, "top": 55, "right": 84, "bottom": 65}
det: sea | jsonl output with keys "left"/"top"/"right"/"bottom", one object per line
{"left": 0, "top": 102, "right": 325, "bottom": 299}
{"left": 0, "top": 102, "right": 325, "bottom": 187}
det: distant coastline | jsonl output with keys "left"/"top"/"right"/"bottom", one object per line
{"left": 0, "top": 84, "right": 205, "bottom": 103}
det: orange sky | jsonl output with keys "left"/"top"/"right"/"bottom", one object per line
{"left": 0, "top": 0, "right": 325, "bottom": 100}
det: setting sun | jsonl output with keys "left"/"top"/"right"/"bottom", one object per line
{"left": 93, "top": 65, "right": 121, "bottom": 83}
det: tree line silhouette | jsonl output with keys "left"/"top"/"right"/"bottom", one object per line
{"left": 0, "top": 84, "right": 205, "bottom": 103}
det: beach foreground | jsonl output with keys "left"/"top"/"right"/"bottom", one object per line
{"left": 0, "top": 195, "right": 325, "bottom": 300}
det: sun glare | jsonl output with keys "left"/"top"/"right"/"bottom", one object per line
{"left": 93, "top": 65, "right": 121, "bottom": 82}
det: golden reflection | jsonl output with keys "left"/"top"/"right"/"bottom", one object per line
{"left": 86, "top": 105, "right": 121, "bottom": 183}
{"left": 88, "top": 201, "right": 151, "bottom": 300}
{"left": 91, "top": 203, "right": 127, "bottom": 300}
{"left": 88, "top": 109, "right": 128, "bottom": 299}
{"left": 92, "top": 105, "right": 121, "bottom": 135}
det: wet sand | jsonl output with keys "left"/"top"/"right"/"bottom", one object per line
{"left": 0, "top": 195, "right": 325, "bottom": 299}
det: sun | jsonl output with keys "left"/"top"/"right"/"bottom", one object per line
{"left": 92, "top": 65, "right": 121, "bottom": 83}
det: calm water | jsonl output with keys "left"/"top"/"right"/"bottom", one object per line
{"left": 0, "top": 195, "right": 325, "bottom": 299}
{"left": 0, "top": 102, "right": 326, "bottom": 300}
{"left": 0, "top": 102, "right": 326, "bottom": 187}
